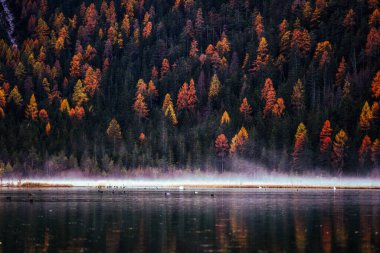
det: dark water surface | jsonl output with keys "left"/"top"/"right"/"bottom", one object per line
{"left": 0, "top": 188, "right": 379, "bottom": 253}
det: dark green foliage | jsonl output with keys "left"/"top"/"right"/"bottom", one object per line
{"left": 0, "top": 0, "right": 378, "bottom": 176}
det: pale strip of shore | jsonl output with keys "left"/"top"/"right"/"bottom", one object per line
{"left": 0, "top": 176, "right": 380, "bottom": 189}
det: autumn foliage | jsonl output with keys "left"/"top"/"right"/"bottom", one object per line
{"left": 239, "top": 97, "right": 252, "bottom": 120}
{"left": 230, "top": 127, "right": 248, "bottom": 157}
{"left": 358, "top": 135, "right": 372, "bottom": 168}
{"left": 261, "top": 78, "right": 276, "bottom": 117}
{"left": 319, "top": 120, "right": 333, "bottom": 153}
{"left": 0, "top": 0, "right": 379, "bottom": 175}
{"left": 133, "top": 93, "right": 149, "bottom": 120}
{"left": 331, "top": 130, "right": 348, "bottom": 174}
{"left": 220, "top": 111, "right": 230, "bottom": 125}
{"left": 292, "top": 123, "right": 308, "bottom": 173}
{"left": 25, "top": 94, "right": 38, "bottom": 121}
{"left": 215, "top": 134, "right": 229, "bottom": 159}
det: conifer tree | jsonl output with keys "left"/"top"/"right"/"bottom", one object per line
{"left": 358, "top": 135, "right": 372, "bottom": 170}
{"left": 239, "top": 97, "right": 252, "bottom": 120}
{"left": 215, "top": 134, "right": 229, "bottom": 172}
{"left": 291, "top": 79, "right": 305, "bottom": 115}
{"left": 360, "top": 101, "right": 372, "bottom": 131}
{"left": 8, "top": 86, "right": 23, "bottom": 107}
{"left": 73, "top": 80, "right": 88, "bottom": 106}
{"left": 133, "top": 93, "right": 149, "bottom": 120}
{"left": 371, "top": 139, "right": 380, "bottom": 168}
{"left": 25, "top": 94, "right": 38, "bottom": 121}
{"left": 292, "top": 123, "right": 307, "bottom": 173}
{"left": 208, "top": 74, "right": 221, "bottom": 99}
{"left": 165, "top": 103, "right": 178, "bottom": 125}
{"left": 371, "top": 71, "right": 380, "bottom": 99}
{"left": 220, "top": 111, "right": 230, "bottom": 125}
{"left": 106, "top": 118, "right": 122, "bottom": 154}
{"left": 331, "top": 130, "right": 348, "bottom": 175}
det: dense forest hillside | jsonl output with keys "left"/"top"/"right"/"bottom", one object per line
{"left": 0, "top": 0, "right": 380, "bottom": 177}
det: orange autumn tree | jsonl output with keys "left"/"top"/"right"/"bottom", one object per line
{"left": 371, "top": 71, "right": 380, "bottom": 99}
{"left": 313, "top": 41, "right": 333, "bottom": 67}
{"left": 187, "top": 79, "right": 198, "bottom": 112}
{"left": 261, "top": 78, "right": 277, "bottom": 117}
{"left": 0, "top": 88, "right": 5, "bottom": 118}
{"left": 215, "top": 134, "right": 229, "bottom": 172}
{"left": 221, "top": 111, "right": 230, "bottom": 125}
{"left": 38, "top": 109, "right": 49, "bottom": 123}
{"left": 60, "top": 99, "right": 71, "bottom": 115}
{"left": 25, "top": 94, "right": 38, "bottom": 121}
{"left": 371, "top": 139, "right": 380, "bottom": 168}
{"left": 147, "top": 80, "right": 158, "bottom": 106}
{"left": 83, "top": 66, "right": 101, "bottom": 97}
{"left": 0, "top": 88, "right": 6, "bottom": 108}
{"left": 369, "top": 8, "right": 380, "bottom": 28}
{"left": 239, "top": 97, "right": 252, "bottom": 120}
{"left": 319, "top": 120, "right": 333, "bottom": 167}
{"left": 45, "top": 122, "right": 51, "bottom": 135}
{"left": 162, "top": 93, "right": 173, "bottom": 112}
{"left": 279, "top": 22, "right": 291, "bottom": 56}
{"left": 84, "top": 3, "right": 99, "bottom": 36}
{"left": 230, "top": 127, "right": 249, "bottom": 157}
{"left": 136, "top": 79, "right": 147, "bottom": 97}
{"left": 138, "top": 133, "right": 146, "bottom": 145}
{"left": 205, "top": 44, "right": 215, "bottom": 57}
{"left": 161, "top": 58, "right": 170, "bottom": 79}
{"left": 360, "top": 101, "right": 372, "bottom": 131}
{"left": 189, "top": 39, "right": 199, "bottom": 58}
{"left": 74, "top": 106, "right": 85, "bottom": 120}
{"left": 70, "top": 53, "right": 82, "bottom": 78}
{"left": 143, "top": 21, "right": 153, "bottom": 38}
{"left": 251, "top": 37, "right": 270, "bottom": 73}
{"left": 365, "top": 27, "right": 380, "bottom": 56}
{"left": 35, "top": 17, "right": 49, "bottom": 42}
{"left": 291, "top": 27, "right": 311, "bottom": 56}
{"left": 177, "top": 82, "right": 189, "bottom": 112}
{"left": 121, "top": 14, "right": 130, "bottom": 37}
{"left": 335, "top": 57, "right": 346, "bottom": 88}
{"left": 372, "top": 102, "right": 380, "bottom": 129}
{"left": 164, "top": 103, "right": 178, "bottom": 125}
{"left": 216, "top": 32, "right": 230, "bottom": 56}
{"left": 292, "top": 122, "right": 308, "bottom": 173}
{"left": 320, "top": 120, "right": 333, "bottom": 153}
{"left": 358, "top": 135, "right": 372, "bottom": 169}
{"left": 331, "top": 130, "right": 348, "bottom": 175}
{"left": 254, "top": 12, "right": 264, "bottom": 40}
{"left": 176, "top": 80, "right": 198, "bottom": 113}
{"left": 133, "top": 93, "right": 149, "bottom": 120}
{"left": 272, "top": 98, "right": 285, "bottom": 117}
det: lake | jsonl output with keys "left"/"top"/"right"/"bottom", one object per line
{"left": 0, "top": 188, "right": 379, "bottom": 252}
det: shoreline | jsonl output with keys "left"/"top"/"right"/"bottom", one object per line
{"left": 1, "top": 182, "right": 380, "bottom": 190}
{"left": 1, "top": 175, "right": 380, "bottom": 189}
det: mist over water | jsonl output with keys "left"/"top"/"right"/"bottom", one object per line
{"left": 0, "top": 0, "right": 16, "bottom": 45}
{"left": 4, "top": 170, "right": 380, "bottom": 188}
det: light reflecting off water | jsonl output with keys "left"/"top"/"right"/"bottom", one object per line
{"left": 0, "top": 189, "right": 379, "bottom": 253}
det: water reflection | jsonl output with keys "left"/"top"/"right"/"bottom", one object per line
{"left": 0, "top": 189, "right": 379, "bottom": 253}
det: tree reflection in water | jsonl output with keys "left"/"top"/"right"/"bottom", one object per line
{"left": 0, "top": 189, "right": 379, "bottom": 253}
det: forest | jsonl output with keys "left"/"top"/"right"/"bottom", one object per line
{"left": 0, "top": 0, "right": 380, "bottom": 177}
